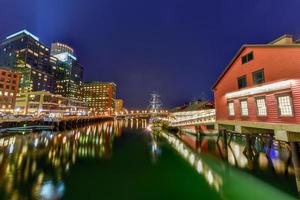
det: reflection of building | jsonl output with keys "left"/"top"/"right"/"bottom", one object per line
{"left": 213, "top": 35, "right": 300, "bottom": 141}
{"left": 81, "top": 82, "right": 116, "bottom": 114}
{"left": 0, "top": 122, "right": 118, "bottom": 200}
{"left": 50, "top": 42, "right": 83, "bottom": 100}
{"left": 15, "top": 91, "right": 88, "bottom": 115}
{"left": 0, "top": 30, "right": 54, "bottom": 93}
{"left": 115, "top": 99, "right": 123, "bottom": 112}
{"left": 0, "top": 68, "right": 20, "bottom": 112}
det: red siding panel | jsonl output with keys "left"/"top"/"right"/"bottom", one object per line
{"left": 214, "top": 46, "right": 300, "bottom": 125}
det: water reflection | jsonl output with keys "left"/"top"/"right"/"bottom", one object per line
{"left": 160, "top": 132, "right": 223, "bottom": 192}
{"left": 174, "top": 130, "right": 300, "bottom": 197}
{"left": 0, "top": 119, "right": 147, "bottom": 200}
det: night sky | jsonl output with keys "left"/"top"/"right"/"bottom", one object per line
{"left": 1, "top": 0, "right": 300, "bottom": 108}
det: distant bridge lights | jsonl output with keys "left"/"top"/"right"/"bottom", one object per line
{"left": 113, "top": 109, "right": 168, "bottom": 116}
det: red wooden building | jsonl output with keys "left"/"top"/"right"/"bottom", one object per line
{"left": 213, "top": 35, "right": 300, "bottom": 141}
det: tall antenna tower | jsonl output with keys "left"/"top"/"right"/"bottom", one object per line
{"left": 149, "top": 92, "right": 163, "bottom": 112}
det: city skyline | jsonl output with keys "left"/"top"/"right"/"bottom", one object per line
{"left": 1, "top": 0, "right": 300, "bottom": 108}
{"left": 0, "top": 1, "right": 300, "bottom": 200}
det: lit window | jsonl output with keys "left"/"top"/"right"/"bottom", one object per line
{"left": 277, "top": 94, "right": 293, "bottom": 116}
{"left": 256, "top": 97, "right": 267, "bottom": 116}
{"left": 228, "top": 102, "right": 235, "bottom": 116}
{"left": 240, "top": 100, "right": 249, "bottom": 116}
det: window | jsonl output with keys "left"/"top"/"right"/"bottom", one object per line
{"left": 253, "top": 69, "right": 265, "bottom": 85}
{"left": 240, "top": 100, "right": 249, "bottom": 116}
{"left": 237, "top": 75, "right": 247, "bottom": 89}
{"left": 228, "top": 102, "right": 235, "bottom": 116}
{"left": 256, "top": 97, "right": 267, "bottom": 116}
{"left": 277, "top": 94, "right": 293, "bottom": 116}
{"left": 241, "top": 52, "right": 254, "bottom": 64}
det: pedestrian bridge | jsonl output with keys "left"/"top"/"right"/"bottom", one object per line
{"left": 169, "top": 109, "right": 216, "bottom": 127}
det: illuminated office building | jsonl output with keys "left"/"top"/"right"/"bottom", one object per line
{"left": 15, "top": 91, "right": 88, "bottom": 116}
{"left": 81, "top": 82, "right": 116, "bottom": 114}
{"left": 115, "top": 99, "right": 124, "bottom": 112}
{"left": 50, "top": 43, "right": 83, "bottom": 100}
{"left": 51, "top": 42, "right": 74, "bottom": 55}
{"left": 0, "top": 30, "right": 54, "bottom": 93}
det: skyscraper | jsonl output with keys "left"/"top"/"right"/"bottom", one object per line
{"left": 0, "top": 30, "right": 53, "bottom": 93}
{"left": 50, "top": 43, "right": 83, "bottom": 100}
{"left": 51, "top": 42, "right": 74, "bottom": 55}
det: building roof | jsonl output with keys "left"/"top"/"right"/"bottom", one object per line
{"left": 171, "top": 99, "right": 213, "bottom": 113}
{"left": 212, "top": 39, "right": 300, "bottom": 90}
{"left": 6, "top": 29, "right": 39, "bottom": 41}
{"left": 83, "top": 81, "right": 117, "bottom": 86}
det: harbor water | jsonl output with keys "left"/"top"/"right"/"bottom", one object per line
{"left": 0, "top": 119, "right": 298, "bottom": 200}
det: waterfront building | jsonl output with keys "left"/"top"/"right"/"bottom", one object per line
{"left": 15, "top": 91, "right": 88, "bottom": 116}
{"left": 50, "top": 43, "right": 83, "bottom": 100}
{"left": 169, "top": 99, "right": 215, "bottom": 134}
{"left": 115, "top": 99, "right": 124, "bottom": 112}
{"left": 81, "top": 82, "right": 116, "bottom": 114}
{"left": 212, "top": 35, "right": 300, "bottom": 141}
{"left": 0, "top": 68, "right": 20, "bottom": 113}
{"left": 0, "top": 30, "right": 54, "bottom": 93}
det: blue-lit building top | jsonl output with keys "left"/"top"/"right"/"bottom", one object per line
{"left": 50, "top": 42, "right": 83, "bottom": 100}
{"left": 6, "top": 29, "right": 40, "bottom": 41}
{"left": 0, "top": 30, "right": 54, "bottom": 93}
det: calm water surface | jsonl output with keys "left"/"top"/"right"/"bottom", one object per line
{"left": 0, "top": 119, "right": 298, "bottom": 200}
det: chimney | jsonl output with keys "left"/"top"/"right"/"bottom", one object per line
{"left": 269, "top": 34, "right": 294, "bottom": 45}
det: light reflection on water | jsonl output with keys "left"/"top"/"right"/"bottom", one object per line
{"left": 172, "top": 131, "right": 299, "bottom": 198}
{"left": 0, "top": 119, "right": 298, "bottom": 200}
{"left": 0, "top": 119, "right": 147, "bottom": 200}
{"left": 160, "top": 132, "right": 223, "bottom": 192}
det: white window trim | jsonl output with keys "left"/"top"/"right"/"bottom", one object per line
{"left": 255, "top": 97, "right": 267, "bottom": 116}
{"left": 277, "top": 93, "right": 294, "bottom": 117}
{"left": 240, "top": 100, "right": 249, "bottom": 116}
{"left": 228, "top": 102, "right": 235, "bottom": 116}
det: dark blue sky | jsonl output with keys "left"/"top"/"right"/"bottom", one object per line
{"left": 1, "top": 0, "right": 300, "bottom": 108}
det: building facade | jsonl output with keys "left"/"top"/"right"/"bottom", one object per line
{"left": 0, "top": 68, "right": 20, "bottom": 112}
{"left": 0, "top": 30, "right": 54, "bottom": 93}
{"left": 114, "top": 99, "right": 124, "bottom": 112}
{"left": 81, "top": 82, "right": 116, "bottom": 114}
{"left": 50, "top": 43, "right": 83, "bottom": 100}
{"left": 51, "top": 42, "right": 74, "bottom": 55}
{"left": 213, "top": 35, "right": 300, "bottom": 141}
{"left": 15, "top": 91, "right": 88, "bottom": 116}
